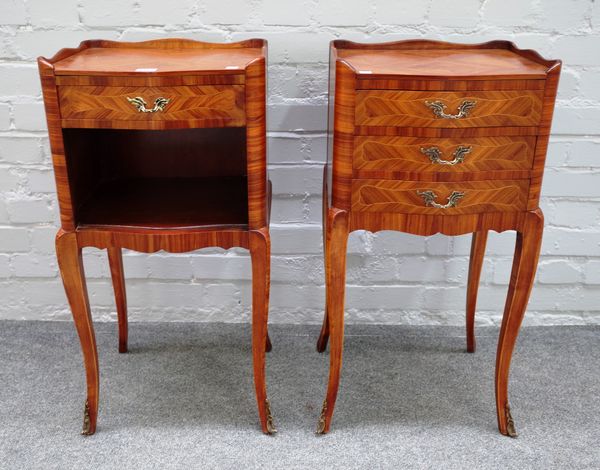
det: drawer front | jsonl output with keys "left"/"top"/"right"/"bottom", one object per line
{"left": 355, "top": 90, "right": 543, "bottom": 128}
{"left": 59, "top": 85, "right": 245, "bottom": 128}
{"left": 353, "top": 136, "right": 536, "bottom": 176}
{"left": 352, "top": 179, "right": 529, "bottom": 215}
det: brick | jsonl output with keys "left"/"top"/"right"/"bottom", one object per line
{"left": 28, "top": 0, "right": 79, "bottom": 27}
{"left": 568, "top": 140, "right": 600, "bottom": 167}
{"left": 546, "top": 201, "right": 600, "bottom": 229}
{"left": 270, "top": 197, "right": 311, "bottom": 224}
{"left": 316, "top": 0, "right": 370, "bottom": 26}
{"left": 200, "top": 0, "right": 252, "bottom": 24}
{"left": 398, "top": 257, "right": 446, "bottom": 282}
{"left": 192, "top": 254, "right": 251, "bottom": 280}
{"left": 0, "top": 227, "right": 30, "bottom": 252}
{"left": 268, "top": 135, "right": 306, "bottom": 164}
{"left": 7, "top": 199, "right": 54, "bottom": 223}
{"left": 538, "top": 259, "right": 581, "bottom": 284}
{"left": 80, "top": 0, "right": 136, "bottom": 27}
{"left": 0, "top": 255, "right": 10, "bottom": 277}
{"left": 556, "top": 68, "right": 579, "bottom": 101}
{"left": 268, "top": 104, "right": 327, "bottom": 132}
{"left": 261, "top": 0, "right": 311, "bottom": 26}
{"left": 545, "top": 140, "right": 570, "bottom": 167}
{"left": 0, "top": 104, "right": 10, "bottom": 130}
{"left": 553, "top": 106, "right": 600, "bottom": 135}
{"left": 375, "top": 2, "right": 428, "bottom": 25}
{"left": 371, "top": 231, "right": 425, "bottom": 255}
{"left": 12, "top": 253, "right": 57, "bottom": 277}
{"left": 12, "top": 102, "right": 47, "bottom": 131}
{"left": 0, "top": 200, "right": 8, "bottom": 223}
{"left": 482, "top": 0, "right": 540, "bottom": 26}
{"left": 3, "top": 0, "right": 27, "bottom": 25}
{"left": 446, "top": 257, "right": 493, "bottom": 284}
{"left": 553, "top": 36, "right": 600, "bottom": 66}
{"left": 26, "top": 170, "right": 54, "bottom": 193}
{"left": 0, "top": 65, "right": 41, "bottom": 96}
{"left": 14, "top": 30, "right": 119, "bottom": 60}
{"left": 0, "top": 137, "right": 43, "bottom": 164}
{"left": 270, "top": 166, "right": 322, "bottom": 195}
{"left": 270, "top": 224, "right": 322, "bottom": 254}
{"left": 30, "top": 226, "right": 57, "bottom": 253}
{"left": 542, "top": 228, "right": 600, "bottom": 256}
{"left": 430, "top": 0, "right": 481, "bottom": 28}
{"left": 0, "top": 168, "right": 20, "bottom": 191}
{"left": 346, "top": 255, "right": 400, "bottom": 283}
{"left": 122, "top": 253, "right": 150, "bottom": 279}
{"left": 583, "top": 260, "right": 600, "bottom": 284}
{"left": 579, "top": 70, "right": 600, "bottom": 103}
{"left": 542, "top": 169, "right": 600, "bottom": 198}
{"left": 147, "top": 254, "right": 193, "bottom": 280}
{"left": 272, "top": 255, "right": 323, "bottom": 284}
{"left": 538, "top": 0, "right": 590, "bottom": 31}
{"left": 231, "top": 32, "right": 333, "bottom": 64}
{"left": 347, "top": 286, "right": 422, "bottom": 310}
{"left": 268, "top": 64, "right": 327, "bottom": 102}
{"left": 137, "top": 0, "right": 194, "bottom": 25}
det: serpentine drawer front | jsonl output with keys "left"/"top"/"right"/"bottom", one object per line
{"left": 38, "top": 39, "right": 275, "bottom": 436}
{"left": 58, "top": 85, "right": 246, "bottom": 129}
{"left": 318, "top": 39, "right": 561, "bottom": 438}
{"left": 355, "top": 89, "right": 544, "bottom": 128}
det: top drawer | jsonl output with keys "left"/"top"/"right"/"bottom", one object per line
{"left": 355, "top": 90, "right": 543, "bottom": 128}
{"left": 58, "top": 85, "right": 246, "bottom": 129}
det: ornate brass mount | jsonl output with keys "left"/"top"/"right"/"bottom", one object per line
{"left": 265, "top": 399, "right": 277, "bottom": 434}
{"left": 82, "top": 399, "right": 92, "bottom": 436}
{"left": 316, "top": 400, "right": 328, "bottom": 434}
{"left": 417, "top": 190, "right": 465, "bottom": 209}
{"left": 425, "top": 100, "right": 477, "bottom": 119}
{"left": 505, "top": 403, "right": 518, "bottom": 438}
{"left": 420, "top": 145, "right": 472, "bottom": 165}
{"left": 126, "top": 96, "right": 170, "bottom": 113}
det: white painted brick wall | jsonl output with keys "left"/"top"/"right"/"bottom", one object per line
{"left": 0, "top": 0, "right": 599, "bottom": 326}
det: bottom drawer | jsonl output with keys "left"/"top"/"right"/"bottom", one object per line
{"left": 352, "top": 179, "right": 529, "bottom": 215}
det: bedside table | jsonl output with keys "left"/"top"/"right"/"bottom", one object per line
{"left": 38, "top": 39, "right": 276, "bottom": 435}
{"left": 316, "top": 40, "right": 561, "bottom": 437}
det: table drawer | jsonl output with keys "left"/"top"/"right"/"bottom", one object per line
{"left": 352, "top": 179, "right": 529, "bottom": 215}
{"left": 58, "top": 85, "right": 245, "bottom": 128}
{"left": 355, "top": 90, "right": 543, "bottom": 128}
{"left": 353, "top": 136, "right": 536, "bottom": 177}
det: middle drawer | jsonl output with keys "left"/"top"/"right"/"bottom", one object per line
{"left": 353, "top": 135, "right": 536, "bottom": 180}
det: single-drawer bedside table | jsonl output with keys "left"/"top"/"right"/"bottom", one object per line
{"left": 38, "top": 39, "right": 276, "bottom": 435}
{"left": 316, "top": 39, "right": 561, "bottom": 436}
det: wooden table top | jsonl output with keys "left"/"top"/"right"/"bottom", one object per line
{"left": 336, "top": 48, "right": 550, "bottom": 79}
{"left": 53, "top": 47, "right": 264, "bottom": 76}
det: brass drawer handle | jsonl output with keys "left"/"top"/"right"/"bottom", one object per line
{"left": 425, "top": 100, "right": 476, "bottom": 119}
{"left": 420, "top": 146, "right": 472, "bottom": 165}
{"left": 417, "top": 190, "right": 465, "bottom": 209}
{"left": 126, "top": 96, "right": 170, "bottom": 113}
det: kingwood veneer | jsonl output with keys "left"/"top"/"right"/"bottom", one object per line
{"left": 316, "top": 39, "right": 561, "bottom": 437}
{"left": 38, "top": 38, "right": 276, "bottom": 435}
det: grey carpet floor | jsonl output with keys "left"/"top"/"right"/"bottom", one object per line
{"left": 0, "top": 321, "right": 599, "bottom": 469}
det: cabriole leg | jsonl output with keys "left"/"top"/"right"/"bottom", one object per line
{"left": 495, "top": 210, "right": 543, "bottom": 437}
{"left": 249, "top": 228, "right": 276, "bottom": 434}
{"left": 56, "top": 230, "right": 99, "bottom": 435}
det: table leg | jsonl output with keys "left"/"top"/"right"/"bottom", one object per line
{"left": 495, "top": 210, "right": 543, "bottom": 437}
{"left": 317, "top": 208, "right": 348, "bottom": 434}
{"left": 466, "top": 231, "right": 488, "bottom": 353}
{"left": 317, "top": 169, "right": 330, "bottom": 353}
{"left": 56, "top": 230, "right": 99, "bottom": 435}
{"left": 107, "top": 247, "right": 128, "bottom": 353}
{"left": 250, "top": 228, "right": 275, "bottom": 434}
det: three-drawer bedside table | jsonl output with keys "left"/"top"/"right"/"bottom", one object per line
{"left": 38, "top": 39, "right": 276, "bottom": 435}
{"left": 316, "top": 39, "right": 561, "bottom": 436}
